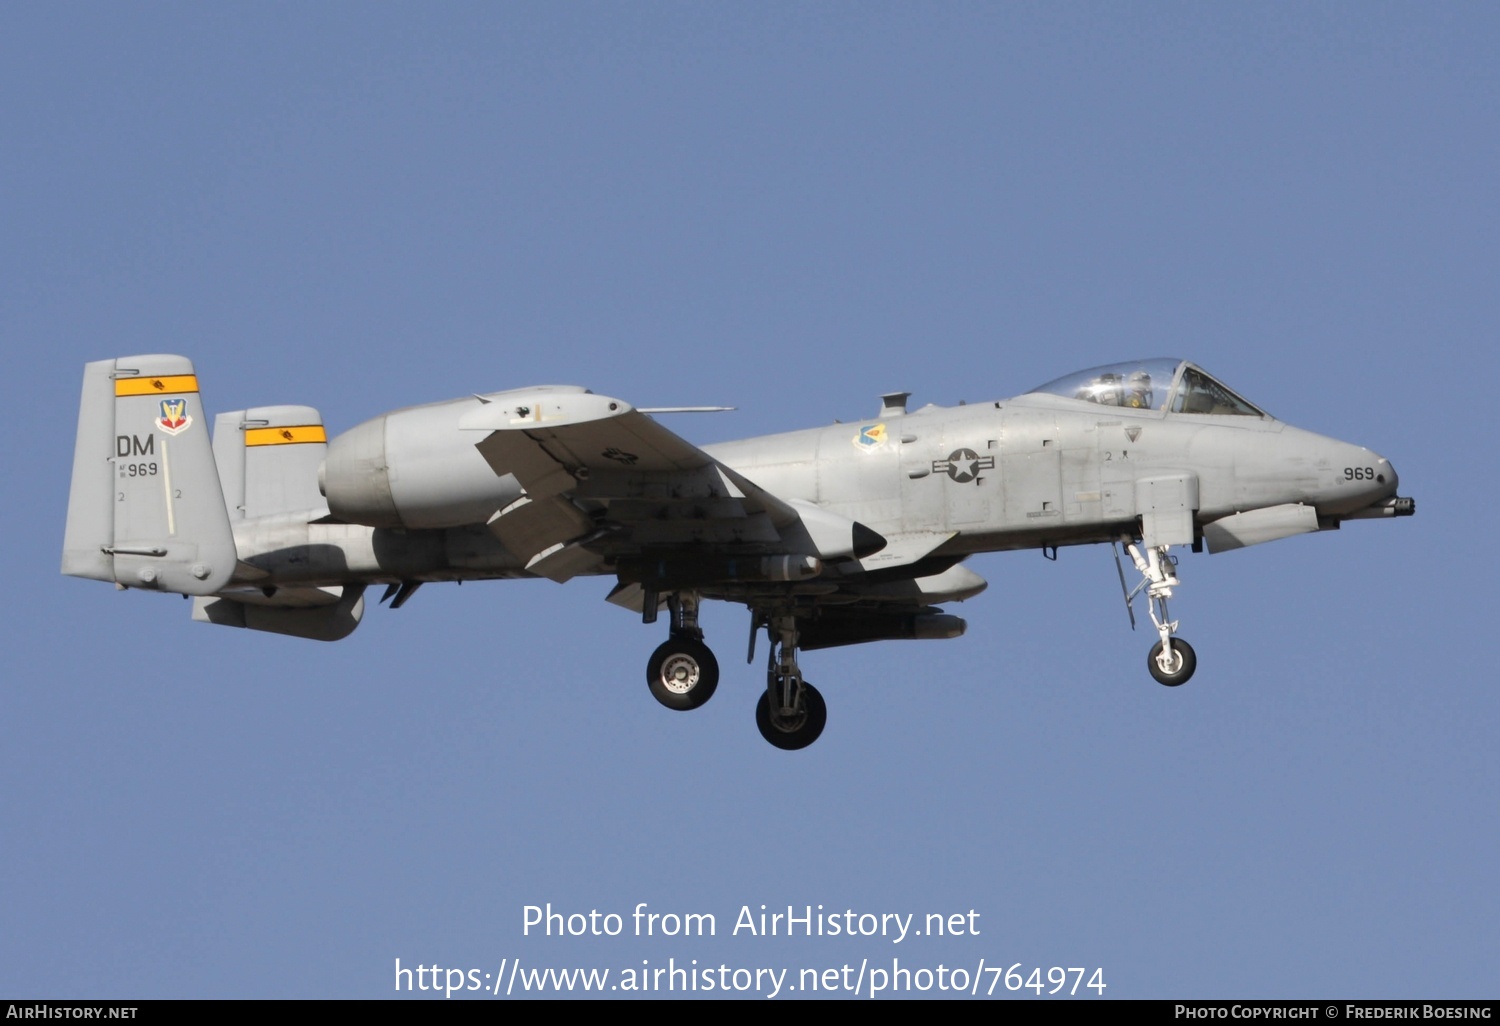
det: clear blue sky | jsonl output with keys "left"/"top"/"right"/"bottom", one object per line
{"left": 3, "top": 2, "right": 1494, "bottom": 999}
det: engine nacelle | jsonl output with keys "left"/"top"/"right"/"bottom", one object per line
{"left": 319, "top": 392, "right": 595, "bottom": 528}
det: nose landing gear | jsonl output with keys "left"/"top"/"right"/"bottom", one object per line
{"left": 1118, "top": 538, "right": 1198, "bottom": 687}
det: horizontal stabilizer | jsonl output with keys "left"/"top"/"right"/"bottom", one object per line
{"left": 192, "top": 584, "right": 366, "bottom": 641}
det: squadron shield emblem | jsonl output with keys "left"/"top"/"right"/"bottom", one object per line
{"left": 156, "top": 398, "right": 192, "bottom": 436}
{"left": 854, "top": 423, "right": 887, "bottom": 450}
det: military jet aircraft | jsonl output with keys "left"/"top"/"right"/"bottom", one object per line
{"left": 63, "top": 356, "right": 1412, "bottom": 749}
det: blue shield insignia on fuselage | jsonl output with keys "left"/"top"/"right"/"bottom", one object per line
{"left": 854, "top": 423, "right": 887, "bottom": 450}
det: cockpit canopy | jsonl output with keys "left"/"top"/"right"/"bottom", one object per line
{"left": 1026, "top": 359, "right": 1267, "bottom": 417}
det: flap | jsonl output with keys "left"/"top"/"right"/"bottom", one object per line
{"left": 464, "top": 398, "right": 834, "bottom": 576}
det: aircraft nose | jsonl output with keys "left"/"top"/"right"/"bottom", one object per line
{"left": 1312, "top": 438, "right": 1400, "bottom": 515}
{"left": 1376, "top": 455, "right": 1398, "bottom": 495}
{"left": 1341, "top": 446, "right": 1400, "bottom": 509}
{"left": 1351, "top": 447, "right": 1398, "bottom": 498}
{"left": 1331, "top": 447, "right": 1414, "bottom": 522}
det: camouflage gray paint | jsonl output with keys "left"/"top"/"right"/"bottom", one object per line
{"left": 63, "top": 356, "right": 1412, "bottom": 749}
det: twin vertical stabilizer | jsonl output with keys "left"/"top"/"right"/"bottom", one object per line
{"left": 62, "top": 355, "right": 237, "bottom": 595}
{"left": 211, "top": 404, "right": 330, "bottom": 520}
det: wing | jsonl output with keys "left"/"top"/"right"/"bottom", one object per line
{"left": 458, "top": 392, "right": 880, "bottom": 583}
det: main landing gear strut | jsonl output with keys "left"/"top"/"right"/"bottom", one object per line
{"left": 1118, "top": 538, "right": 1198, "bottom": 687}
{"left": 754, "top": 610, "right": 826, "bottom": 751}
{"left": 645, "top": 592, "right": 720, "bottom": 711}
{"left": 642, "top": 593, "right": 826, "bottom": 749}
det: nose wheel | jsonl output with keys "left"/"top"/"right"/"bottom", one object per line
{"left": 1147, "top": 638, "right": 1196, "bottom": 686}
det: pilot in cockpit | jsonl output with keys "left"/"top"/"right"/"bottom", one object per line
{"left": 1075, "top": 370, "right": 1154, "bottom": 409}
{"left": 1075, "top": 373, "right": 1121, "bottom": 405}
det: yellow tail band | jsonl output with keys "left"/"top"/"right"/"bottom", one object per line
{"left": 114, "top": 374, "right": 200, "bottom": 396}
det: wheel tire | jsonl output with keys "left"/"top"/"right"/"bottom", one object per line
{"left": 755, "top": 680, "right": 827, "bottom": 750}
{"left": 647, "top": 638, "right": 719, "bottom": 711}
{"left": 1147, "top": 638, "right": 1197, "bottom": 687}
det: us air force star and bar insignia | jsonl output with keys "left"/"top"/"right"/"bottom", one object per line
{"left": 853, "top": 423, "right": 887, "bottom": 450}
{"left": 156, "top": 398, "right": 193, "bottom": 436}
{"left": 932, "top": 448, "right": 994, "bottom": 484}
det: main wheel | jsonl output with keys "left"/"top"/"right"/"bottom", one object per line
{"left": 647, "top": 638, "right": 719, "bottom": 710}
{"left": 1147, "top": 638, "right": 1197, "bottom": 687}
{"left": 755, "top": 679, "right": 827, "bottom": 750}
